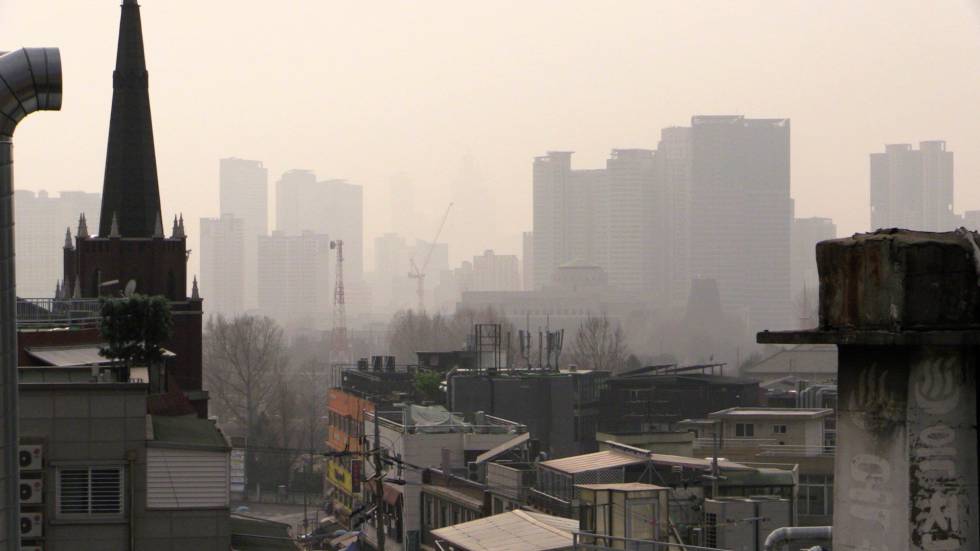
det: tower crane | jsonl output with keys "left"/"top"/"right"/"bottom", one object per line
{"left": 409, "top": 202, "right": 453, "bottom": 312}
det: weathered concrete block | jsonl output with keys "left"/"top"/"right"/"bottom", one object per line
{"left": 817, "top": 229, "right": 980, "bottom": 330}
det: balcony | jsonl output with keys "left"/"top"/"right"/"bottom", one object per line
{"left": 694, "top": 437, "right": 835, "bottom": 458}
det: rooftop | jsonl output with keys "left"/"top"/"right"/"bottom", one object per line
{"left": 539, "top": 450, "right": 646, "bottom": 474}
{"left": 576, "top": 483, "right": 668, "bottom": 492}
{"left": 709, "top": 407, "right": 833, "bottom": 419}
{"left": 431, "top": 509, "right": 578, "bottom": 551}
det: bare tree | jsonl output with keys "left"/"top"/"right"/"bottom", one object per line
{"left": 204, "top": 314, "right": 288, "bottom": 440}
{"left": 386, "top": 306, "right": 516, "bottom": 363}
{"left": 569, "top": 314, "right": 628, "bottom": 374}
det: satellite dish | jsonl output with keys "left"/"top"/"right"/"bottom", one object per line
{"left": 124, "top": 279, "right": 137, "bottom": 297}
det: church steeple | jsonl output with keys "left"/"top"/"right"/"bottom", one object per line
{"left": 98, "top": 0, "right": 162, "bottom": 237}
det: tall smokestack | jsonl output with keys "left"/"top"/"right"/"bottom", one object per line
{"left": 0, "top": 47, "right": 62, "bottom": 551}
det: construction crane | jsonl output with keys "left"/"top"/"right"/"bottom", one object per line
{"left": 409, "top": 202, "right": 453, "bottom": 312}
{"left": 329, "top": 239, "right": 351, "bottom": 363}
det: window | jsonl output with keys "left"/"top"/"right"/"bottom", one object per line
{"left": 57, "top": 466, "right": 124, "bottom": 518}
{"left": 772, "top": 424, "right": 787, "bottom": 434}
{"left": 798, "top": 474, "right": 834, "bottom": 517}
{"left": 735, "top": 423, "right": 754, "bottom": 437}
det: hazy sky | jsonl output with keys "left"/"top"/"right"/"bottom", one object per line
{"left": 3, "top": 0, "right": 980, "bottom": 278}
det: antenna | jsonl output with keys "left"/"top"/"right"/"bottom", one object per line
{"left": 329, "top": 240, "right": 351, "bottom": 364}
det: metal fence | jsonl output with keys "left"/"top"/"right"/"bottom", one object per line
{"left": 16, "top": 297, "right": 102, "bottom": 328}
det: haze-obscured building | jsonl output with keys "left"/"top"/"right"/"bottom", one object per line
{"left": 257, "top": 231, "right": 331, "bottom": 331}
{"left": 199, "top": 213, "right": 245, "bottom": 317}
{"left": 14, "top": 190, "right": 100, "bottom": 298}
{"left": 521, "top": 231, "right": 533, "bottom": 291}
{"left": 219, "top": 157, "right": 267, "bottom": 310}
{"left": 471, "top": 250, "right": 520, "bottom": 292}
{"left": 275, "top": 171, "right": 363, "bottom": 280}
{"left": 688, "top": 116, "right": 793, "bottom": 334}
{"left": 870, "top": 141, "right": 956, "bottom": 232}
{"left": 791, "top": 216, "right": 836, "bottom": 315}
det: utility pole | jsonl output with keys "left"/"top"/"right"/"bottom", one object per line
{"left": 373, "top": 412, "right": 385, "bottom": 551}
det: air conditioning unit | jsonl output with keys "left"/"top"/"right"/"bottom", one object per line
{"left": 18, "top": 445, "right": 43, "bottom": 472}
{"left": 20, "top": 512, "right": 43, "bottom": 538}
{"left": 19, "top": 478, "right": 43, "bottom": 504}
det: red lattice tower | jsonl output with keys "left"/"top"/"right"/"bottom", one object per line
{"left": 329, "top": 240, "right": 351, "bottom": 363}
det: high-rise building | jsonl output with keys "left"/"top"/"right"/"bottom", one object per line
{"left": 257, "top": 231, "right": 332, "bottom": 331}
{"left": 276, "top": 172, "right": 363, "bottom": 280}
{"left": 275, "top": 169, "right": 317, "bottom": 235}
{"left": 532, "top": 150, "right": 665, "bottom": 297}
{"left": 688, "top": 116, "right": 792, "bottom": 333}
{"left": 14, "top": 189, "right": 100, "bottom": 298}
{"left": 602, "top": 149, "right": 663, "bottom": 298}
{"left": 870, "top": 141, "right": 955, "bottom": 232}
{"left": 200, "top": 214, "right": 245, "bottom": 317}
{"left": 471, "top": 250, "right": 520, "bottom": 292}
{"left": 532, "top": 152, "right": 602, "bottom": 290}
{"left": 219, "top": 157, "right": 267, "bottom": 310}
{"left": 791, "top": 216, "right": 836, "bottom": 311}
{"left": 964, "top": 210, "right": 980, "bottom": 231}
{"left": 657, "top": 127, "right": 693, "bottom": 310}
{"left": 522, "top": 231, "right": 533, "bottom": 291}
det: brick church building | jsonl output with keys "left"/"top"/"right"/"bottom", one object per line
{"left": 19, "top": 0, "right": 206, "bottom": 416}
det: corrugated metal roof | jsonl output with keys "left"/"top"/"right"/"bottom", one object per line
{"left": 26, "top": 344, "right": 175, "bottom": 367}
{"left": 431, "top": 510, "right": 577, "bottom": 551}
{"left": 539, "top": 450, "right": 646, "bottom": 474}
{"left": 576, "top": 483, "right": 668, "bottom": 492}
{"left": 26, "top": 345, "right": 109, "bottom": 366}
{"left": 709, "top": 407, "right": 833, "bottom": 419}
{"left": 475, "top": 432, "right": 530, "bottom": 464}
{"left": 648, "top": 453, "right": 754, "bottom": 472}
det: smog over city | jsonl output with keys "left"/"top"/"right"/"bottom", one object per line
{"left": 1, "top": 1, "right": 978, "bottom": 550}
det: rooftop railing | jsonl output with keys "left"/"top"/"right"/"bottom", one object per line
{"left": 16, "top": 298, "right": 102, "bottom": 328}
{"left": 572, "top": 532, "right": 730, "bottom": 551}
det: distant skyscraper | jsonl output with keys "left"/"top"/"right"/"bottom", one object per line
{"left": 257, "top": 231, "right": 331, "bottom": 330}
{"left": 532, "top": 150, "right": 663, "bottom": 297}
{"left": 870, "top": 141, "right": 955, "bottom": 231}
{"left": 964, "top": 210, "right": 980, "bottom": 231}
{"left": 688, "top": 116, "right": 792, "bottom": 332}
{"left": 522, "top": 231, "right": 534, "bottom": 291}
{"left": 657, "top": 127, "right": 693, "bottom": 310}
{"left": 791, "top": 217, "right": 836, "bottom": 300}
{"left": 471, "top": 250, "right": 520, "bottom": 292}
{"left": 275, "top": 169, "right": 317, "bottom": 235}
{"left": 219, "top": 157, "right": 268, "bottom": 310}
{"left": 200, "top": 214, "right": 245, "bottom": 317}
{"left": 14, "top": 190, "right": 100, "bottom": 297}
{"left": 602, "top": 149, "right": 663, "bottom": 297}
{"left": 276, "top": 171, "right": 364, "bottom": 280}
{"left": 532, "top": 152, "right": 603, "bottom": 289}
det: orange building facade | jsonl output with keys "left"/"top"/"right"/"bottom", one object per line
{"left": 325, "top": 388, "right": 374, "bottom": 525}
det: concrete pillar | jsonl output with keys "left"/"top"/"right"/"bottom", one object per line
{"left": 760, "top": 229, "right": 979, "bottom": 550}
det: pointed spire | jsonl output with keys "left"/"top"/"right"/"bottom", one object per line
{"left": 64, "top": 227, "right": 74, "bottom": 249}
{"left": 77, "top": 213, "right": 89, "bottom": 238}
{"left": 171, "top": 215, "right": 179, "bottom": 238}
{"left": 174, "top": 214, "right": 185, "bottom": 239}
{"left": 72, "top": 276, "right": 81, "bottom": 299}
{"left": 98, "top": 0, "right": 162, "bottom": 237}
{"left": 109, "top": 212, "right": 121, "bottom": 238}
{"left": 191, "top": 276, "right": 200, "bottom": 300}
{"left": 55, "top": 280, "right": 62, "bottom": 299}
{"left": 153, "top": 211, "right": 164, "bottom": 238}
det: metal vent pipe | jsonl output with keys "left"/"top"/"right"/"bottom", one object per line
{"left": 0, "top": 47, "right": 62, "bottom": 551}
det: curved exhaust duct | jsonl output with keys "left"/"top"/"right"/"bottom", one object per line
{"left": 0, "top": 47, "right": 62, "bottom": 551}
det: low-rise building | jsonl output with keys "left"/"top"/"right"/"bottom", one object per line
{"left": 324, "top": 388, "right": 373, "bottom": 527}
{"left": 19, "top": 367, "right": 232, "bottom": 550}
{"left": 680, "top": 407, "right": 835, "bottom": 526}
{"left": 362, "top": 406, "right": 526, "bottom": 550}
{"left": 449, "top": 368, "right": 609, "bottom": 458}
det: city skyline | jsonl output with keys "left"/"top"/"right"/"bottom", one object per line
{"left": 3, "top": 0, "right": 979, "bottom": 279}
